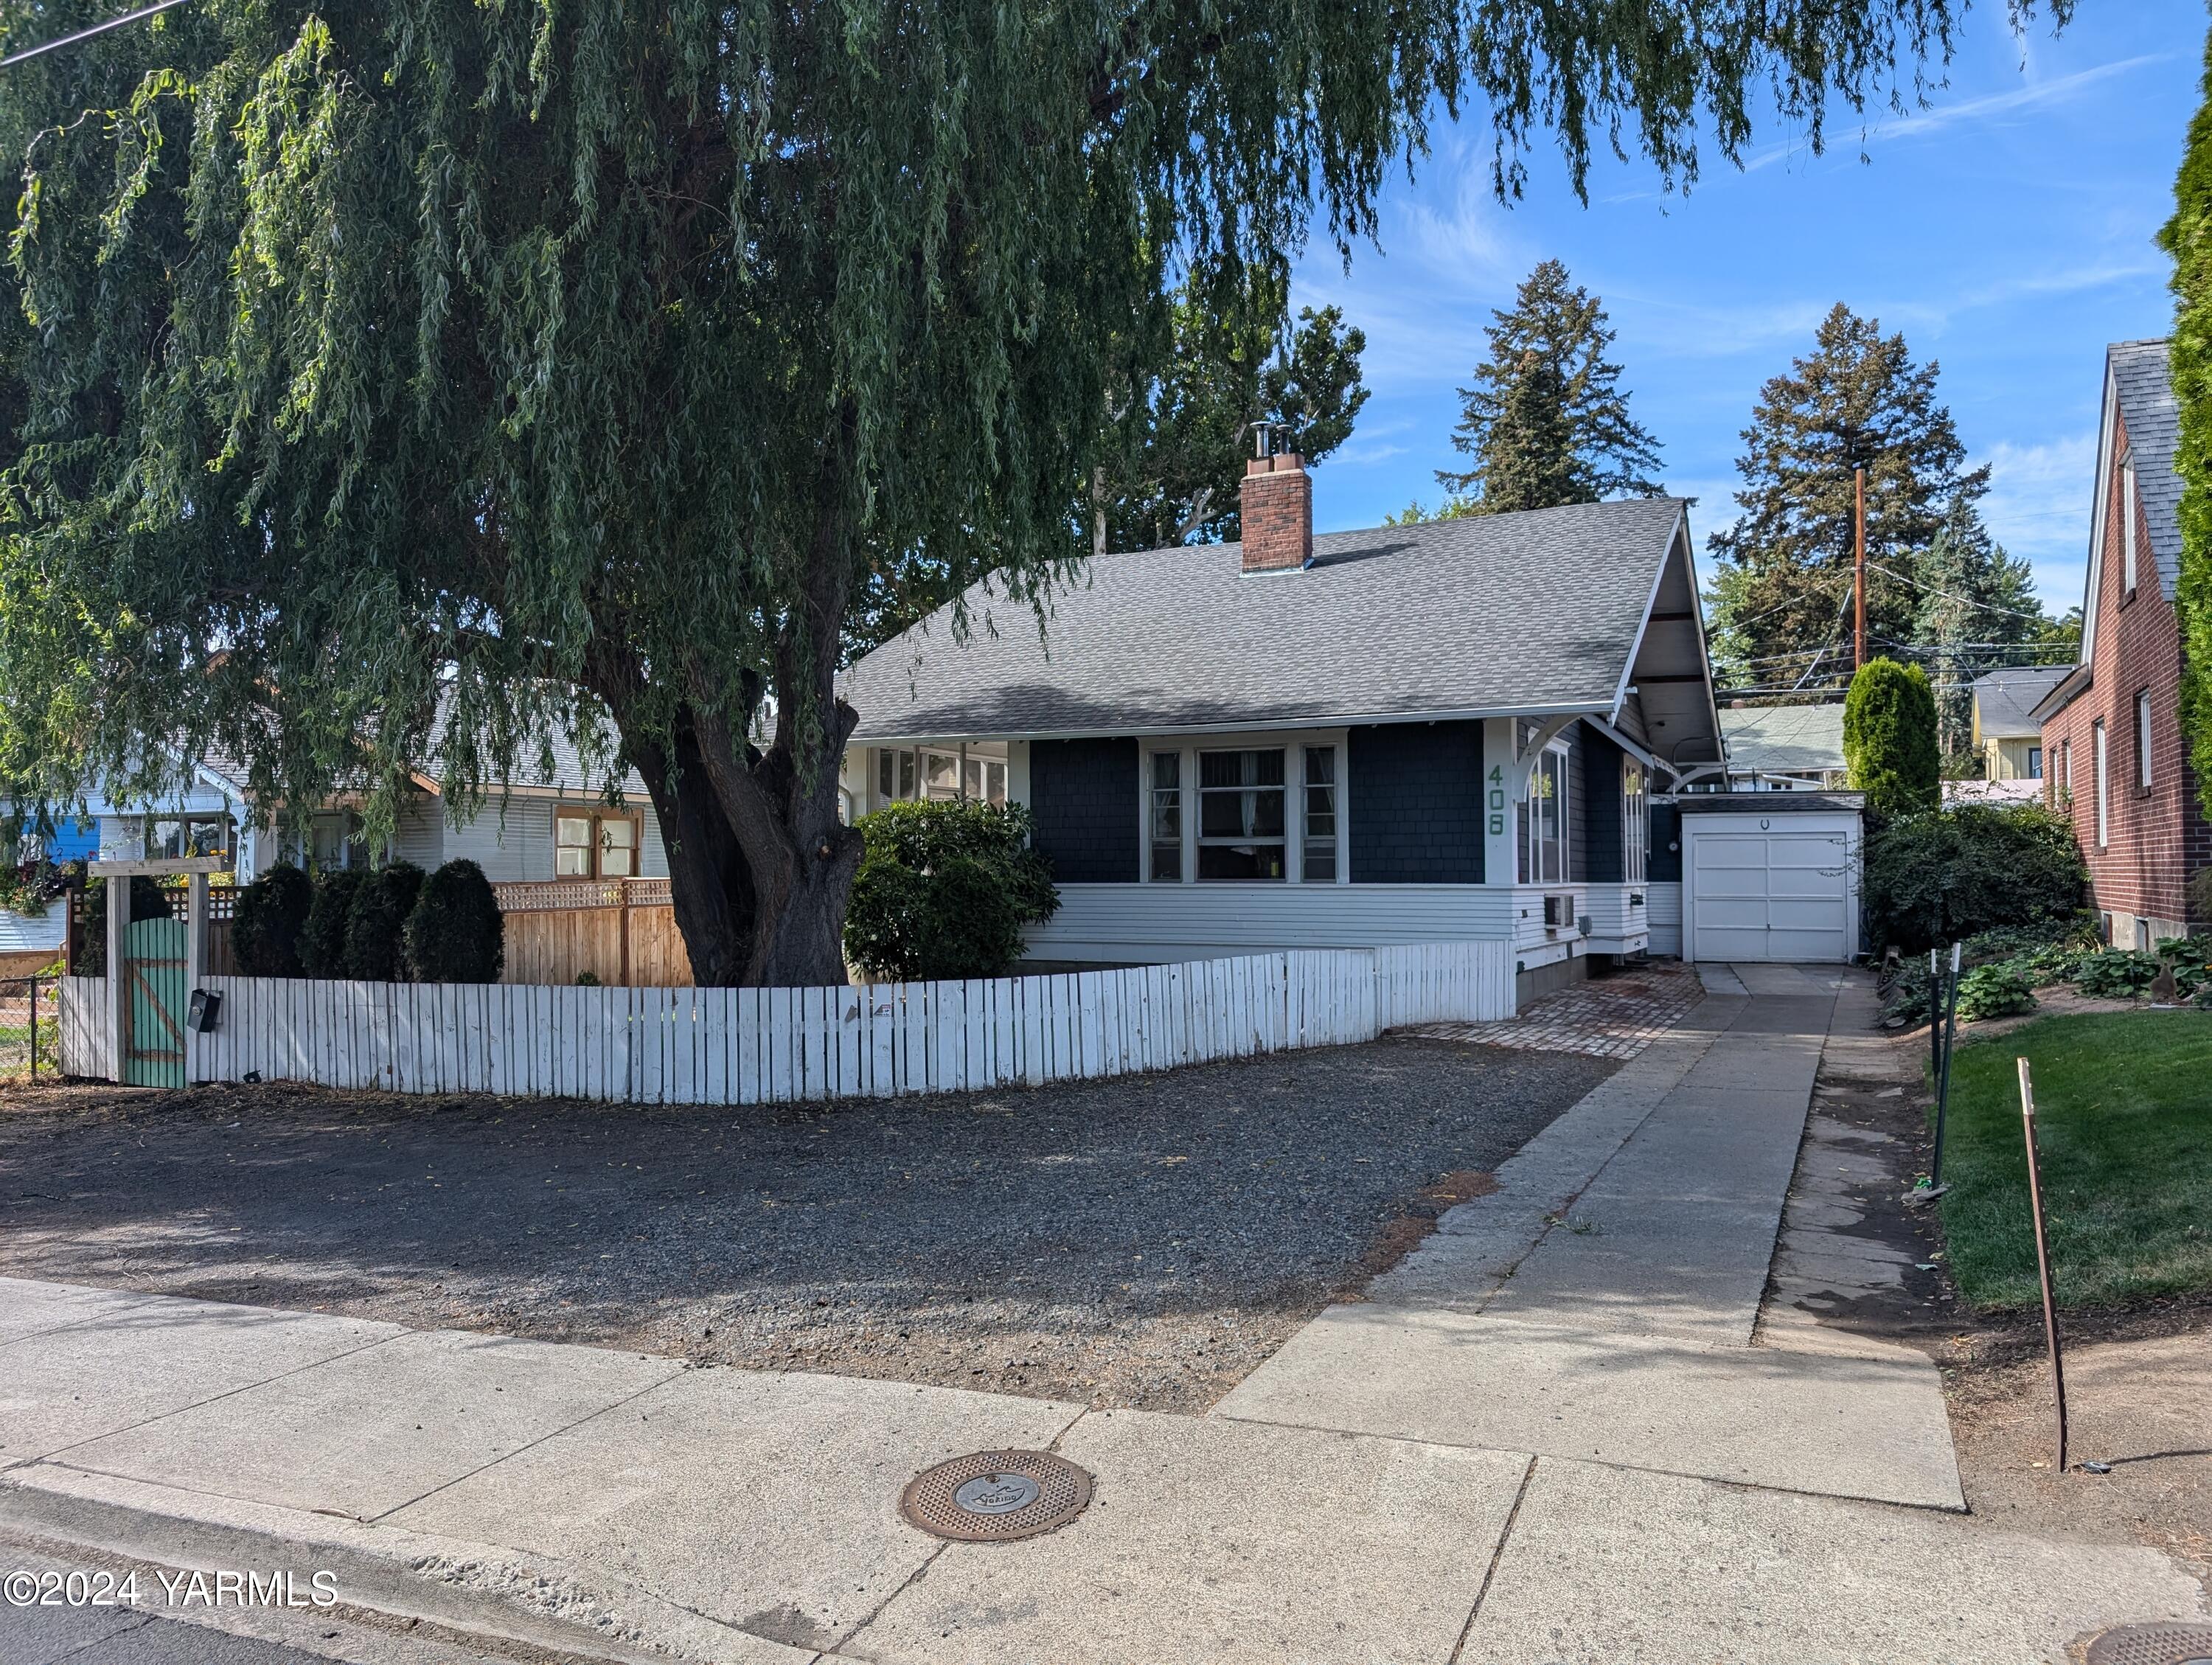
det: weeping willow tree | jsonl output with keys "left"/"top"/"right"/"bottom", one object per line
{"left": 0, "top": 0, "right": 2067, "bottom": 985}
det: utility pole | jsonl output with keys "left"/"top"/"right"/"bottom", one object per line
{"left": 1853, "top": 465, "right": 1868, "bottom": 672}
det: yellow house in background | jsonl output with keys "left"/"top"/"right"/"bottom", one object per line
{"left": 1970, "top": 666, "right": 2070, "bottom": 781}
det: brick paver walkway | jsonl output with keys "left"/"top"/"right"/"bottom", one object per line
{"left": 1401, "top": 961, "right": 1705, "bottom": 1060}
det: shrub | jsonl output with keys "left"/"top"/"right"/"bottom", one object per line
{"left": 1954, "top": 962, "right": 2036, "bottom": 1021}
{"left": 1863, "top": 802, "right": 2087, "bottom": 956}
{"left": 72, "top": 874, "right": 172, "bottom": 976}
{"left": 298, "top": 869, "right": 364, "bottom": 977}
{"left": 405, "top": 860, "right": 506, "bottom": 983}
{"left": 1959, "top": 917, "right": 2099, "bottom": 965}
{"left": 231, "top": 862, "right": 314, "bottom": 976}
{"left": 841, "top": 799, "right": 1059, "bottom": 982}
{"left": 1843, "top": 657, "right": 1941, "bottom": 818}
{"left": 2156, "top": 932, "right": 2212, "bottom": 996}
{"left": 2071, "top": 948, "right": 2163, "bottom": 1000}
{"left": 343, "top": 863, "right": 425, "bottom": 981}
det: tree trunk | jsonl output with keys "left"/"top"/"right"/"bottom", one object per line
{"left": 632, "top": 712, "right": 756, "bottom": 987}
{"left": 597, "top": 490, "right": 866, "bottom": 990}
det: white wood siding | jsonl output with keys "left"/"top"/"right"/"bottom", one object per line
{"left": 0, "top": 908, "right": 64, "bottom": 955}
{"left": 1023, "top": 881, "right": 1638, "bottom": 967}
{"left": 390, "top": 801, "right": 446, "bottom": 870}
{"left": 1645, "top": 882, "right": 1684, "bottom": 958}
{"left": 438, "top": 798, "right": 669, "bottom": 883}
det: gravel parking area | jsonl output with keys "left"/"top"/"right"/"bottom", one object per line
{"left": 0, "top": 1037, "right": 1612, "bottom": 1411}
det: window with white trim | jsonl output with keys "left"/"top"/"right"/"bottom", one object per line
{"left": 877, "top": 748, "right": 918, "bottom": 804}
{"left": 2027, "top": 745, "right": 2042, "bottom": 781}
{"left": 556, "top": 809, "right": 639, "bottom": 878}
{"left": 147, "top": 813, "right": 234, "bottom": 866}
{"left": 2093, "top": 719, "right": 2108, "bottom": 849}
{"left": 880, "top": 746, "right": 1006, "bottom": 807}
{"left": 1621, "top": 757, "right": 1648, "bottom": 884}
{"left": 922, "top": 749, "right": 960, "bottom": 801}
{"left": 304, "top": 811, "right": 361, "bottom": 872}
{"left": 2136, "top": 689, "right": 2154, "bottom": 789}
{"left": 1301, "top": 745, "right": 1338, "bottom": 883}
{"left": 1197, "top": 748, "right": 1287, "bottom": 880}
{"left": 1521, "top": 745, "right": 1569, "bottom": 885}
{"left": 1147, "top": 751, "right": 1182, "bottom": 882}
{"left": 2121, "top": 453, "right": 2140, "bottom": 594}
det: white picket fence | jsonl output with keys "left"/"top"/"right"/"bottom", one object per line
{"left": 57, "top": 940, "right": 1513, "bottom": 1104}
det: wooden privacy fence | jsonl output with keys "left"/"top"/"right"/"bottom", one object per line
{"left": 494, "top": 879, "right": 695, "bottom": 988}
{"left": 57, "top": 940, "right": 1512, "bottom": 1104}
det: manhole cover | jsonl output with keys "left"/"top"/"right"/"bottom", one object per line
{"left": 898, "top": 1450, "right": 1092, "bottom": 1543}
{"left": 2085, "top": 1623, "right": 2212, "bottom": 1665}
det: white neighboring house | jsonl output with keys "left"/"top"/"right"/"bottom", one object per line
{"left": 832, "top": 450, "right": 1816, "bottom": 993}
{"left": 29, "top": 736, "right": 674, "bottom": 891}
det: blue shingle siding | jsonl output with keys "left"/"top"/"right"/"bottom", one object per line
{"left": 1348, "top": 722, "right": 1485, "bottom": 883}
{"left": 1578, "top": 724, "right": 1625, "bottom": 883}
{"left": 1029, "top": 737, "right": 1141, "bottom": 883}
{"left": 1649, "top": 802, "right": 1683, "bottom": 882}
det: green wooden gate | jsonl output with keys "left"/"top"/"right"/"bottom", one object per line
{"left": 123, "top": 916, "right": 187, "bottom": 1088}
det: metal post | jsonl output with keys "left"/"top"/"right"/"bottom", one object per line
{"left": 27, "top": 973, "right": 35, "bottom": 1082}
{"left": 1932, "top": 939, "right": 1962, "bottom": 1186}
{"left": 2017, "top": 1057, "right": 2067, "bottom": 1473}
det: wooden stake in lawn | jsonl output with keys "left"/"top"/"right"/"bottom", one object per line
{"left": 2017, "top": 1057, "right": 2067, "bottom": 1473}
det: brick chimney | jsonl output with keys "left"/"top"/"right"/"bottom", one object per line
{"left": 1239, "top": 451, "right": 1312, "bottom": 574}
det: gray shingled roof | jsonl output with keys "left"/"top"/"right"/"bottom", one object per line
{"left": 2110, "top": 339, "right": 2181, "bottom": 601}
{"left": 843, "top": 497, "right": 1688, "bottom": 740}
{"left": 1973, "top": 665, "right": 2073, "bottom": 738}
{"left": 1719, "top": 703, "right": 1846, "bottom": 774}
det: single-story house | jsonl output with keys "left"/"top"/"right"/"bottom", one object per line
{"left": 1972, "top": 666, "right": 2067, "bottom": 783}
{"left": 2035, "top": 338, "right": 2212, "bottom": 948}
{"left": 841, "top": 449, "right": 1866, "bottom": 988}
{"left": 35, "top": 734, "right": 672, "bottom": 889}
{"left": 1710, "top": 702, "right": 1848, "bottom": 790}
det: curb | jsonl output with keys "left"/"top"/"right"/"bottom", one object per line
{"left": 0, "top": 1470, "right": 790, "bottom": 1665}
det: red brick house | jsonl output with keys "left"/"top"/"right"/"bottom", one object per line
{"left": 2036, "top": 338, "right": 2212, "bottom": 948}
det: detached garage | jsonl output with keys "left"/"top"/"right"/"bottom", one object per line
{"left": 1651, "top": 793, "right": 1864, "bottom": 964}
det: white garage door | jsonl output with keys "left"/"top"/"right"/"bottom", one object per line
{"left": 1686, "top": 816, "right": 1857, "bottom": 963}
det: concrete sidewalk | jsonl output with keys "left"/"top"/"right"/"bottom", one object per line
{"left": 1214, "top": 963, "right": 1965, "bottom": 1509}
{"left": 2, "top": 967, "right": 2205, "bottom": 1664}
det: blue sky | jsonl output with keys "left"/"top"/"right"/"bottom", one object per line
{"left": 1293, "top": 1, "right": 2208, "bottom": 624}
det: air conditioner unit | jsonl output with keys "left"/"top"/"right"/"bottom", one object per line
{"left": 1543, "top": 894, "right": 1575, "bottom": 928}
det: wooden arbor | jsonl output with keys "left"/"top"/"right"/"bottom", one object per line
{"left": 86, "top": 856, "right": 226, "bottom": 1086}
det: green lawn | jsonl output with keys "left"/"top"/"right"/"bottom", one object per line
{"left": 1939, "top": 1012, "right": 2212, "bottom": 1311}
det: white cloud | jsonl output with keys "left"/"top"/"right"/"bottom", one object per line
{"left": 1739, "top": 55, "right": 2166, "bottom": 175}
{"left": 1978, "top": 431, "right": 2098, "bottom": 607}
{"left": 1334, "top": 440, "right": 1411, "bottom": 467}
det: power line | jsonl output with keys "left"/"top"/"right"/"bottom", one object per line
{"left": 0, "top": 0, "right": 187, "bottom": 69}
{"left": 1865, "top": 560, "right": 2062, "bottom": 625}
{"left": 1714, "top": 579, "right": 1848, "bottom": 634}
{"left": 1792, "top": 577, "right": 1858, "bottom": 692}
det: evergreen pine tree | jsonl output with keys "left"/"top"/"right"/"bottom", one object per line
{"left": 1708, "top": 306, "right": 1989, "bottom": 692}
{"left": 1093, "top": 282, "right": 1368, "bottom": 554}
{"left": 1910, "top": 496, "right": 2045, "bottom": 764}
{"left": 1436, "top": 260, "right": 1662, "bottom": 514}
